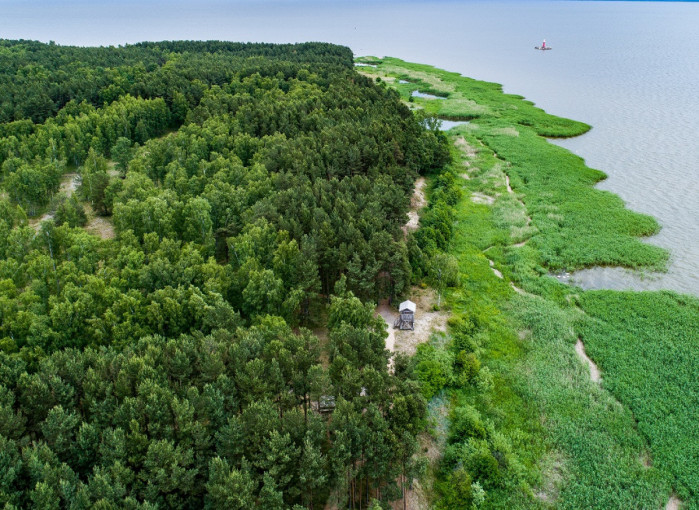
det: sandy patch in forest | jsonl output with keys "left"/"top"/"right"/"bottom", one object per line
{"left": 29, "top": 173, "right": 80, "bottom": 230}
{"left": 83, "top": 204, "right": 116, "bottom": 240}
{"left": 376, "top": 304, "right": 397, "bottom": 353}
{"left": 85, "top": 216, "right": 116, "bottom": 239}
{"left": 312, "top": 327, "right": 330, "bottom": 368}
{"left": 60, "top": 173, "right": 79, "bottom": 196}
{"left": 29, "top": 213, "right": 54, "bottom": 231}
{"left": 575, "top": 339, "right": 601, "bottom": 383}
{"left": 389, "top": 483, "right": 430, "bottom": 510}
{"left": 403, "top": 177, "right": 427, "bottom": 235}
{"left": 376, "top": 287, "right": 448, "bottom": 358}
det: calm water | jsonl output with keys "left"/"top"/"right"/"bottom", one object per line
{"left": 2, "top": 0, "right": 698, "bottom": 295}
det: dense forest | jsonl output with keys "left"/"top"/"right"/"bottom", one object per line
{"left": 0, "top": 40, "right": 451, "bottom": 509}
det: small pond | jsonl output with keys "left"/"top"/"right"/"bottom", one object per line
{"left": 439, "top": 119, "right": 470, "bottom": 130}
{"left": 411, "top": 90, "right": 446, "bottom": 99}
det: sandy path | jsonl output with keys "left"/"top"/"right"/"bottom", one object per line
{"left": 575, "top": 339, "right": 601, "bottom": 383}
{"left": 29, "top": 173, "right": 80, "bottom": 231}
{"left": 404, "top": 177, "right": 427, "bottom": 234}
{"left": 61, "top": 173, "right": 79, "bottom": 196}
{"left": 510, "top": 282, "right": 532, "bottom": 295}
{"left": 455, "top": 136, "right": 478, "bottom": 159}
{"left": 377, "top": 303, "right": 397, "bottom": 353}
{"left": 488, "top": 259, "right": 503, "bottom": 279}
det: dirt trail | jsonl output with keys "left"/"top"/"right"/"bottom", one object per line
{"left": 29, "top": 173, "right": 80, "bottom": 230}
{"left": 456, "top": 136, "right": 479, "bottom": 181}
{"left": 377, "top": 303, "right": 397, "bottom": 353}
{"left": 403, "top": 177, "right": 427, "bottom": 235}
{"left": 510, "top": 282, "right": 533, "bottom": 296}
{"left": 503, "top": 169, "right": 535, "bottom": 243}
{"left": 575, "top": 339, "right": 601, "bottom": 383}
{"left": 488, "top": 259, "right": 503, "bottom": 279}
{"left": 375, "top": 291, "right": 448, "bottom": 508}
{"left": 61, "top": 173, "right": 79, "bottom": 196}
{"left": 455, "top": 136, "right": 477, "bottom": 159}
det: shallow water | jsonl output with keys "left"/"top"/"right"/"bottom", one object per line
{"left": 2, "top": 0, "right": 698, "bottom": 295}
{"left": 564, "top": 266, "right": 675, "bottom": 293}
{"left": 411, "top": 90, "right": 445, "bottom": 99}
{"left": 439, "top": 119, "right": 470, "bottom": 131}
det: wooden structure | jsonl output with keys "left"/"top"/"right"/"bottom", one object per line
{"left": 394, "top": 300, "right": 416, "bottom": 330}
{"left": 318, "top": 395, "right": 336, "bottom": 413}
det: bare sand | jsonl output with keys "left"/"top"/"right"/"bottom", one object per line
{"left": 29, "top": 173, "right": 80, "bottom": 230}
{"left": 510, "top": 282, "right": 527, "bottom": 295}
{"left": 488, "top": 259, "right": 503, "bottom": 279}
{"left": 666, "top": 495, "right": 682, "bottom": 510}
{"left": 376, "top": 287, "right": 448, "bottom": 358}
{"left": 85, "top": 216, "right": 116, "bottom": 239}
{"left": 376, "top": 303, "right": 397, "bottom": 353}
{"left": 403, "top": 177, "right": 427, "bottom": 235}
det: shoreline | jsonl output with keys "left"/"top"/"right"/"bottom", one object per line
{"left": 358, "top": 56, "right": 698, "bottom": 509}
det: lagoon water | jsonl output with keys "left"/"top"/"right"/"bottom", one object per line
{"left": 2, "top": 0, "right": 698, "bottom": 295}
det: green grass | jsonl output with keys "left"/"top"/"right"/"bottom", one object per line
{"left": 578, "top": 291, "right": 699, "bottom": 507}
{"left": 358, "top": 57, "right": 591, "bottom": 137}
{"left": 508, "top": 294, "right": 669, "bottom": 509}
{"left": 361, "top": 57, "right": 697, "bottom": 508}
{"left": 479, "top": 125, "right": 667, "bottom": 271}
{"left": 440, "top": 138, "right": 669, "bottom": 509}
{"left": 360, "top": 57, "right": 667, "bottom": 273}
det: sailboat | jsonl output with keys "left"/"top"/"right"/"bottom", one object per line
{"left": 535, "top": 38, "right": 552, "bottom": 51}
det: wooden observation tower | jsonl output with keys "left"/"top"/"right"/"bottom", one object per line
{"left": 394, "top": 300, "right": 416, "bottom": 330}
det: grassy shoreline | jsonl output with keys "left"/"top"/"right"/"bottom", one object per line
{"left": 358, "top": 57, "right": 698, "bottom": 508}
